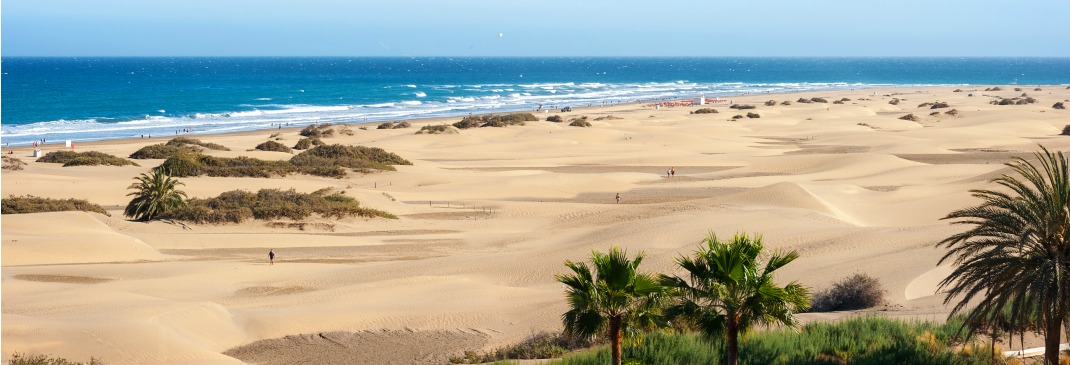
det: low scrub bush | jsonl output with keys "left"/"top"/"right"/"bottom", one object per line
{"left": 993, "top": 96, "right": 1037, "bottom": 105}
{"left": 377, "top": 122, "right": 396, "bottom": 129}
{"left": 746, "top": 112, "right": 760, "bottom": 118}
{"left": 2, "top": 195, "right": 110, "bottom": 216}
{"left": 918, "top": 102, "right": 934, "bottom": 108}
{"left": 592, "top": 115, "right": 621, "bottom": 121}
{"left": 797, "top": 98, "right": 813, "bottom": 104}
{"left": 810, "top": 273, "right": 886, "bottom": 312}
{"left": 300, "top": 124, "right": 336, "bottom": 138}
{"left": 450, "top": 332, "right": 590, "bottom": 364}
{"left": 7, "top": 353, "right": 104, "bottom": 365}
{"left": 1013, "top": 88, "right": 1022, "bottom": 92}
{"left": 37, "top": 151, "right": 139, "bottom": 167}
{"left": 392, "top": 121, "right": 411, "bottom": 129}
{"left": 546, "top": 115, "right": 564, "bottom": 122}
{"left": 729, "top": 104, "right": 756, "bottom": 110}
{"left": 889, "top": 98, "right": 900, "bottom": 105}
{"left": 168, "top": 137, "right": 229, "bottom": 151}
{"left": 569, "top": 119, "right": 592, "bottom": 127}
{"left": 765, "top": 100, "right": 777, "bottom": 106}
{"left": 780, "top": 101, "right": 792, "bottom": 105}
{"left": 3, "top": 156, "right": 27, "bottom": 171}
{"left": 416, "top": 125, "right": 458, "bottom": 135}
{"left": 1053, "top": 102, "right": 1065, "bottom": 109}
{"left": 984, "top": 86, "right": 1003, "bottom": 91}
{"left": 899, "top": 113, "right": 920, "bottom": 121}
{"left": 731, "top": 114, "right": 744, "bottom": 120}
{"left": 293, "top": 137, "right": 324, "bottom": 150}
{"left": 1034, "top": 87, "right": 1042, "bottom": 91}
{"left": 810, "top": 97, "right": 828, "bottom": 103}
{"left": 953, "top": 89, "right": 963, "bottom": 92}
{"left": 159, "top": 188, "right": 395, "bottom": 224}
{"left": 691, "top": 108, "right": 718, "bottom": 114}
{"left": 945, "top": 109, "right": 960, "bottom": 116}
{"left": 931, "top": 101, "right": 950, "bottom": 109}
{"left": 254, "top": 140, "right": 292, "bottom": 153}
{"left": 160, "top": 153, "right": 295, "bottom": 178}
{"left": 160, "top": 144, "right": 409, "bottom": 178}
{"left": 290, "top": 144, "right": 412, "bottom": 174}
{"left": 452, "top": 113, "right": 538, "bottom": 129}
{"left": 929, "top": 111, "right": 941, "bottom": 116}
{"left": 1062, "top": 124, "right": 1070, "bottom": 136}
{"left": 130, "top": 144, "right": 202, "bottom": 159}
{"left": 832, "top": 100, "right": 844, "bottom": 104}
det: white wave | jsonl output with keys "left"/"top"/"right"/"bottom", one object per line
{"left": 414, "top": 91, "right": 427, "bottom": 97}
{"left": 405, "top": 84, "right": 417, "bottom": 88}
{"left": 255, "top": 97, "right": 273, "bottom": 101}
{"left": 401, "top": 100, "right": 422, "bottom": 106}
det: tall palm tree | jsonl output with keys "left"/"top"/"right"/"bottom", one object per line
{"left": 661, "top": 232, "right": 810, "bottom": 365}
{"left": 938, "top": 145, "right": 1070, "bottom": 365}
{"left": 556, "top": 247, "right": 665, "bottom": 365}
{"left": 124, "top": 168, "right": 187, "bottom": 221}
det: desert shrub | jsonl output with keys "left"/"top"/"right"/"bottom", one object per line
{"left": 953, "top": 89, "right": 963, "bottom": 92}
{"left": 449, "top": 331, "right": 590, "bottom": 364}
{"left": 393, "top": 121, "right": 411, "bottom": 129}
{"left": 929, "top": 112, "right": 940, "bottom": 116}
{"left": 159, "top": 153, "right": 295, "bottom": 178}
{"left": 167, "top": 137, "right": 229, "bottom": 151}
{"left": 592, "top": 115, "right": 621, "bottom": 121}
{"left": 453, "top": 113, "right": 538, "bottom": 129}
{"left": 994, "top": 96, "right": 1038, "bottom": 105}
{"left": 416, "top": 125, "right": 458, "bottom": 135}
{"left": 692, "top": 108, "right": 718, "bottom": 114}
{"left": 810, "top": 273, "right": 886, "bottom": 312}
{"left": 917, "top": 102, "right": 934, "bottom": 108}
{"left": 158, "top": 152, "right": 204, "bottom": 177}
{"left": 337, "top": 125, "right": 355, "bottom": 136}
{"left": 3, "top": 156, "right": 27, "bottom": 171}
{"left": 832, "top": 100, "right": 844, "bottom": 104}
{"left": 377, "top": 122, "right": 396, "bottom": 129}
{"left": 746, "top": 112, "right": 761, "bottom": 118}
{"left": 2, "top": 195, "right": 110, "bottom": 216}
{"left": 1013, "top": 88, "right": 1022, "bottom": 92}
{"left": 764, "top": 100, "right": 777, "bottom": 106}
{"left": 796, "top": 98, "right": 812, "bottom": 104}
{"left": 7, "top": 353, "right": 104, "bottom": 365}
{"left": 569, "top": 119, "right": 592, "bottom": 127}
{"left": 945, "top": 109, "right": 959, "bottom": 116}
{"left": 254, "top": 140, "right": 292, "bottom": 153}
{"left": 130, "top": 144, "right": 202, "bottom": 159}
{"left": 546, "top": 115, "right": 564, "bottom": 122}
{"left": 731, "top": 114, "right": 744, "bottom": 120}
{"left": 299, "top": 124, "right": 336, "bottom": 138}
{"left": 810, "top": 97, "right": 828, "bottom": 103}
{"left": 1054, "top": 102, "right": 1066, "bottom": 109}
{"left": 290, "top": 144, "right": 411, "bottom": 174}
{"left": 930, "top": 101, "right": 950, "bottom": 109}
{"left": 842, "top": 97, "right": 854, "bottom": 101}
{"left": 888, "top": 98, "right": 900, "bottom": 105}
{"left": 37, "top": 151, "right": 139, "bottom": 167}
{"left": 159, "top": 188, "right": 395, "bottom": 224}
{"left": 1062, "top": 124, "right": 1070, "bottom": 136}
{"left": 899, "top": 114, "right": 919, "bottom": 121}
{"left": 293, "top": 137, "right": 324, "bottom": 150}
{"left": 729, "top": 104, "right": 756, "bottom": 110}
{"left": 984, "top": 86, "right": 1003, "bottom": 91}
{"left": 780, "top": 100, "right": 792, "bottom": 105}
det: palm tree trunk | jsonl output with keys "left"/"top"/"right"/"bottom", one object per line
{"left": 610, "top": 316, "right": 623, "bottom": 365}
{"left": 1044, "top": 314, "right": 1061, "bottom": 365}
{"left": 726, "top": 315, "right": 739, "bottom": 365}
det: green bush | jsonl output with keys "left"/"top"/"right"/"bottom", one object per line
{"left": 157, "top": 152, "right": 204, "bottom": 177}
{"left": 36, "top": 151, "right": 139, "bottom": 167}
{"left": 160, "top": 188, "right": 395, "bottom": 224}
{"left": 293, "top": 137, "right": 324, "bottom": 150}
{"left": 569, "top": 120, "right": 592, "bottom": 127}
{"left": 159, "top": 153, "right": 294, "bottom": 178}
{"left": 254, "top": 140, "right": 292, "bottom": 153}
{"left": 7, "top": 352, "right": 104, "bottom": 365}
{"left": 692, "top": 108, "right": 718, "bottom": 114}
{"left": 159, "top": 144, "right": 409, "bottom": 178}
{"left": 809, "top": 274, "right": 886, "bottom": 312}
{"left": 129, "top": 144, "right": 202, "bottom": 159}
{"left": 453, "top": 113, "right": 538, "bottom": 129}
{"left": 3, "top": 156, "right": 27, "bottom": 171}
{"left": 167, "top": 137, "right": 229, "bottom": 151}
{"left": 450, "top": 332, "right": 590, "bottom": 364}
{"left": 2, "top": 195, "right": 110, "bottom": 216}
{"left": 290, "top": 144, "right": 411, "bottom": 174}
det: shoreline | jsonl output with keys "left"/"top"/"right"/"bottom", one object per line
{"left": 4, "top": 84, "right": 1070, "bottom": 364}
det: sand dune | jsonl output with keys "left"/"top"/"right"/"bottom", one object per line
{"left": 4, "top": 86, "right": 1070, "bottom": 364}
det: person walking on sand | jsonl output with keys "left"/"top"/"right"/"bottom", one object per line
{"left": 671, "top": 167, "right": 675, "bottom": 176}
{"left": 616, "top": 193, "right": 621, "bottom": 204}
{"left": 269, "top": 249, "right": 275, "bottom": 265}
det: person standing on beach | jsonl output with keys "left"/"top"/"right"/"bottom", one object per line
{"left": 671, "top": 167, "right": 676, "bottom": 176}
{"left": 269, "top": 249, "right": 275, "bottom": 265}
{"left": 616, "top": 193, "right": 621, "bottom": 204}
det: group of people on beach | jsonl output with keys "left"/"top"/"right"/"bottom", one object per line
{"left": 31, "top": 138, "right": 46, "bottom": 147}
{"left": 666, "top": 167, "right": 676, "bottom": 177}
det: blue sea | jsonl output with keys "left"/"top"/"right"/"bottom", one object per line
{"left": 2, "top": 57, "right": 1069, "bottom": 146}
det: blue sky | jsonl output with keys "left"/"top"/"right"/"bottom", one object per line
{"left": 3, "top": 0, "right": 1068, "bottom": 57}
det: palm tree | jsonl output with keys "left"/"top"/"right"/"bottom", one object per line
{"left": 938, "top": 145, "right": 1070, "bottom": 365}
{"left": 124, "top": 168, "right": 187, "bottom": 221}
{"left": 556, "top": 247, "right": 665, "bottom": 365}
{"left": 661, "top": 232, "right": 810, "bottom": 365}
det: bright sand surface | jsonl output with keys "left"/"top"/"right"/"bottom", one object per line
{"left": 3, "top": 86, "right": 1070, "bottom": 364}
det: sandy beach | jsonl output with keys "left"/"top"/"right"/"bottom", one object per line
{"left": 3, "top": 85, "right": 1070, "bottom": 364}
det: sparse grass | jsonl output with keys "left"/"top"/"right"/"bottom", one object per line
{"left": 547, "top": 115, "right": 564, "bottom": 122}
{"left": 945, "top": 109, "right": 960, "bottom": 116}
{"left": 168, "top": 137, "right": 229, "bottom": 151}
{"left": 780, "top": 101, "right": 792, "bottom": 105}
{"left": 3, "top": 156, "right": 27, "bottom": 171}
{"left": 593, "top": 115, "right": 622, "bottom": 121}
{"left": 254, "top": 140, "right": 292, "bottom": 153}
{"left": 931, "top": 102, "right": 950, "bottom": 109}
{"left": 900, "top": 113, "right": 920, "bottom": 121}
{"left": 7, "top": 352, "right": 104, "bottom": 365}
{"left": 159, "top": 188, "right": 396, "bottom": 224}
{"left": 691, "top": 108, "right": 718, "bottom": 114}
{"left": 452, "top": 113, "right": 538, "bottom": 129}
{"left": 129, "top": 144, "right": 203, "bottom": 159}
{"left": 732, "top": 114, "right": 744, "bottom": 120}
{"left": 36, "top": 151, "right": 139, "bottom": 167}
{"left": 416, "top": 125, "right": 458, "bottom": 135}
{"left": 300, "top": 124, "right": 336, "bottom": 138}
{"left": 378, "top": 121, "right": 412, "bottom": 129}
{"left": 450, "top": 332, "right": 591, "bottom": 364}
{"left": 2, "top": 195, "right": 110, "bottom": 216}
{"left": 293, "top": 137, "right": 324, "bottom": 150}
{"left": 809, "top": 273, "right": 886, "bottom": 312}
{"left": 765, "top": 100, "right": 777, "bottom": 106}
{"left": 797, "top": 98, "right": 813, "bottom": 104}
{"left": 568, "top": 116, "right": 591, "bottom": 127}
{"left": 548, "top": 317, "right": 997, "bottom": 365}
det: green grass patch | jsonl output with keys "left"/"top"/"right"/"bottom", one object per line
{"left": 2, "top": 195, "right": 110, "bottom": 216}
{"left": 548, "top": 317, "right": 1000, "bottom": 365}
{"left": 159, "top": 188, "right": 395, "bottom": 224}
{"left": 36, "top": 151, "right": 139, "bottom": 167}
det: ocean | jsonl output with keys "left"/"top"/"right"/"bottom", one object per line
{"left": 2, "top": 57, "right": 1069, "bottom": 146}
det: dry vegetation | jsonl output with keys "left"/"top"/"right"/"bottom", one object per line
{"left": 36, "top": 151, "right": 139, "bottom": 167}
{"left": 254, "top": 140, "right": 292, "bottom": 153}
{"left": 159, "top": 188, "right": 396, "bottom": 224}
{"left": 809, "top": 274, "right": 886, "bottom": 312}
{"left": 293, "top": 137, "right": 325, "bottom": 150}
{"left": 452, "top": 113, "right": 538, "bottom": 129}
{"left": 2, "top": 195, "right": 110, "bottom": 216}
{"left": 159, "top": 144, "right": 410, "bottom": 178}
{"left": 691, "top": 108, "right": 718, "bottom": 114}
{"left": 3, "top": 155, "right": 27, "bottom": 171}
{"left": 415, "top": 125, "right": 459, "bottom": 135}
{"left": 377, "top": 121, "right": 412, "bottom": 129}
